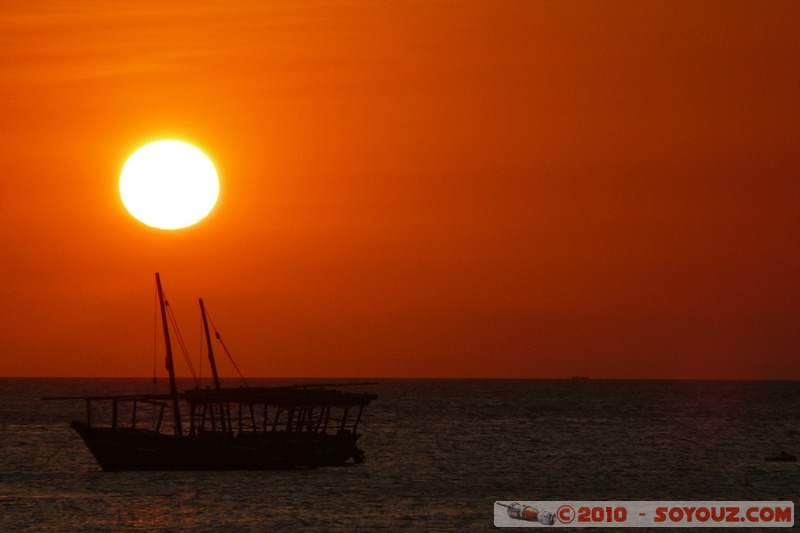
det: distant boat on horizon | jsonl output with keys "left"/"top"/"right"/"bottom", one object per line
{"left": 764, "top": 451, "right": 797, "bottom": 462}
{"left": 571, "top": 376, "right": 590, "bottom": 380}
{"left": 47, "top": 273, "right": 378, "bottom": 471}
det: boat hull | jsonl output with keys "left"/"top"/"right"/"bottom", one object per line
{"left": 71, "top": 421, "right": 364, "bottom": 471}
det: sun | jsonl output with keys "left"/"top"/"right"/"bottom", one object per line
{"left": 120, "top": 140, "right": 219, "bottom": 230}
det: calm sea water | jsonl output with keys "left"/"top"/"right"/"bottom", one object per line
{"left": 0, "top": 379, "right": 797, "bottom": 531}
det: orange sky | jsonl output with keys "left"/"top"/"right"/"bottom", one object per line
{"left": 1, "top": 1, "right": 798, "bottom": 379}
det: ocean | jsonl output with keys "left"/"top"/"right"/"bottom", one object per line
{"left": 0, "top": 378, "right": 797, "bottom": 531}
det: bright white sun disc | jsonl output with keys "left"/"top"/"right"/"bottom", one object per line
{"left": 120, "top": 140, "right": 219, "bottom": 230}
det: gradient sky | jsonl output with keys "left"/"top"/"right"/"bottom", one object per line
{"left": 1, "top": 1, "right": 798, "bottom": 379}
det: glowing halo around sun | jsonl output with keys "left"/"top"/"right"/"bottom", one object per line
{"left": 119, "top": 140, "right": 219, "bottom": 230}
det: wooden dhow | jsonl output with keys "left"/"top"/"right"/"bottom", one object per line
{"left": 49, "top": 273, "right": 377, "bottom": 471}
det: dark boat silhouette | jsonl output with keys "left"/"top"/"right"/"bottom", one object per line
{"left": 50, "top": 274, "right": 377, "bottom": 471}
{"left": 764, "top": 451, "right": 797, "bottom": 462}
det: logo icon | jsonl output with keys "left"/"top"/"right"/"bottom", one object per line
{"left": 496, "top": 502, "right": 556, "bottom": 525}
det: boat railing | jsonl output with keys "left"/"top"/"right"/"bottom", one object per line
{"left": 186, "top": 399, "right": 369, "bottom": 438}
{"left": 47, "top": 389, "right": 376, "bottom": 439}
{"left": 45, "top": 394, "right": 178, "bottom": 435}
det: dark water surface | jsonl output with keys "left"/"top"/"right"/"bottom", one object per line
{"left": 0, "top": 379, "right": 797, "bottom": 530}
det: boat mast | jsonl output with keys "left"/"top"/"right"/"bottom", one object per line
{"left": 199, "top": 298, "right": 222, "bottom": 390}
{"left": 200, "top": 298, "right": 228, "bottom": 432}
{"left": 156, "top": 272, "right": 182, "bottom": 437}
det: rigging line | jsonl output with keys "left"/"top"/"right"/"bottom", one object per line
{"left": 198, "top": 313, "right": 203, "bottom": 382}
{"left": 217, "top": 334, "right": 247, "bottom": 386}
{"left": 205, "top": 309, "right": 248, "bottom": 386}
{"left": 159, "top": 287, "right": 200, "bottom": 388}
{"left": 35, "top": 432, "right": 77, "bottom": 472}
{"left": 168, "top": 306, "right": 199, "bottom": 385}
{"left": 153, "top": 281, "right": 158, "bottom": 392}
{"left": 165, "top": 301, "right": 200, "bottom": 386}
